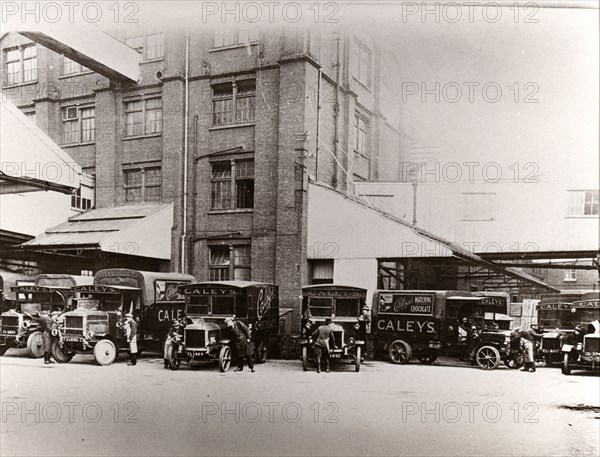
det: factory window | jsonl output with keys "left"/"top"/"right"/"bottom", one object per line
{"left": 4, "top": 44, "right": 37, "bottom": 85}
{"left": 564, "top": 269, "right": 577, "bottom": 282}
{"left": 461, "top": 193, "right": 496, "bottom": 221}
{"left": 62, "top": 106, "right": 95, "bottom": 144}
{"left": 567, "top": 190, "right": 599, "bottom": 216}
{"left": 212, "top": 80, "right": 255, "bottom": 126}
{"left": 62, "top": 57, "right": 90, "bottom": 76}
{"left": 209, "top": 245, "right": 251, "bottom": 281}
{"left": 214, "top": 28, "right": 258, "bottom": 47}
{"left": 125, "top": 33, "right": 164, "bottom": 60}
{"left": 124, "top": 97, "right": 162, "bottom": 137}
{"left": 354, "top": 112, "right": 370, "bottom": 157}
{"left": 71, "top": 186, "right": 93, "bottom": 210}
{"left": 124, "top": 166, "right": 162, "bottom": 203}
{"left": 352, "top": 38, "right": 371, "bottom": 88}
{"left": 210, "top": 159, "right": 254, "bottom": 210}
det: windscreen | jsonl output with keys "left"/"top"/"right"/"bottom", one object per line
{"left": 538, "top": 310, "right": 577, "bottom": 328}
{"left": 187, "top": 296, "right": 209, "bottom": 315}
{"left": 309, "top": 297, "right": 333, "bottom": 317}
{"left": 212, "top": 296, "right": 235, "bottom": 315}
{"left": 336, "top": 298, "right": 360, "bottom": 317}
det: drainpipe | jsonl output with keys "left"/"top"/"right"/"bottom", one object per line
{"left": 190, "top": 114, "right": 199, "bottom": 271}
{"left": 315, "top": 68, "right": 321, "bottom": 181}
{"left": 412, "top": 180, "right": 417, "bottom": 226}
{"left": 332, "top": 32, "right": 341, "bottom": 189}
{"left": 180, "top": 30, "right": 190, "bottom": 273}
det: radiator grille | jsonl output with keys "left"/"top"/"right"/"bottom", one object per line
{"left": 64, "top": 316, "right": 84, "bottom": 336}
{"left": 332, "top": 330, "right": 344, "bottom": 348}
{"left": 584, "top": 338, "right": 600, "bottom": 353}
{"left": 1, "top": 316, "right": 19, "bottom": 330}
{"left": 541, "top": 337, "right": 560, "bottom": 351}
{"left": 185, "top": 329, "right": 205, "bottom": 348}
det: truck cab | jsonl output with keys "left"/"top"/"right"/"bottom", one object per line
{"left": 0, "top": 274, "right": 93, "bottom": 357}
{"left": 56, "top": 269, "right": 194, "bottom": 365}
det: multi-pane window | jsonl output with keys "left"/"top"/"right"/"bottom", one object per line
{"left": 462, "top": 193, "right": 496, "bottom": 221}
{"left": 567, "top": 190, "right": 599, "bottom": 216}
{"left": 214, "top": 28, "right": 258, "bottom": 47}
{"left": 352, "top": 39, "right": 372, "bottom": 87}
{"left": 209, "top": 245, "right": 251, "bottom": 281}
{"left": 62, "top": 57, "right": 89, "bottom": 76}
{"left": 564, "top": 269, "right": 577, "bottom": 282}
{"left": 354, "top": 112, "right": 370, "bottom": 156}
{"left": 125, "top": 33, "right": 164, "bottom": 60}
{"left": 124, "top": 97, "right": 162, "bottom": 137}
{"left": 212, "top": 80, "right": 255, "bottom": 126}
{"left": 62, "top": 106, "right": 95, "bottom": 144}
{"left": 146, "top": 33, "right": 164, "bottom": 59}
{"left": 210, "top": 160, "right": 254, "bottom": 210}
{"left": 211, "top": 163, "right": 232, "bottom": 210}
{"left": 5, "top": 45, "right": 37, "bottom": 85}
{"left": 71, "top": 187, "right": 92, "bottom": 210}
{"left": 124, "top": 167, "right": 162, "bottom": 203}
{"left": 235, "top": 160, "right": 255, "bottom": 209}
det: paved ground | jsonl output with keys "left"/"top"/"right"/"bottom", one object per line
{"left": 1, "top": 349, "right": 599, "bottom": 457}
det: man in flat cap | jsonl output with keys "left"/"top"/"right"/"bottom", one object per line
{"left": 225, "top": 317, "right": 254, "bottom": 372}
{"left": 123, "top": 313, "right": 138, "bottom": 366}
{"left": 164, "top": 320, "right": 183, "bottom": 369}
{"left": 311, "top": 318, "right": 336, "bottom": 373}
{"left": 24, "top": 310, "right": 60, "bottom": 364}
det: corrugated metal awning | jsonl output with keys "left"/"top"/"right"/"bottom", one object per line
{"left": 20, "top": 203, "right": 174, "bottom": 260}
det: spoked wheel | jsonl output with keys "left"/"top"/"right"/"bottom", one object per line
{"left": 51, "top": 340, "right": 74, "bottom": 363}
{"left": 302, "top": 346, "right": 309, "bottom": 372}
{"left": 94, "top": 339, "right": 117, "bottom": 366}
{"left": 475, "top": 345, "right": 501, "bottom": 370}
{"left": 26, "top": 332, "right": 45, "bottom": 358}
{"left": 254, "top": 340, "right": 268, "bottom": 364}
{"left": 354, "top": 346, "right": 362, "bottom": 372}
{"left": 219, "top": 345, "right": 232, "bottom": 372}
{"left": 418, "top": 353, "right": 438, "bottom": 365}
{"left": 388, "top": 340, "right": 412, "bottom": 365}
{"left": 561, "top": 353, "right": 572, "bottom": 375}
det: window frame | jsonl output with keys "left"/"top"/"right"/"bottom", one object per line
{"left": 208, "top": 244, "right": 252, "bottom": 281}
{"left": 125, "top": 33, "right": 165, "bottom": 61}
{"left": 61, "top": 105, "right": 96, "bottom": 145}
{"left": 567, "top": 190, "right": 599, "bottom": 216}
{"left": 210, "top": 159, "right": 255, "bottom": 211}
{"left": 564, "top": 269, "right": 577, "bottom": 282}
{"left": 61, "top": 56, "right": 91, "bottom": 77}
{"left": 212, "top": 80, "right": 256, "bottom": 127}
{"left": 352, "top": 38, "right": 372, "bottom": 88}
{"left": 71, "top": 186, "right": 93, "bottom": 211}
{"left": 354, "top": 111, "right": 370, "bottom": 157}
{"left": 4, "top": 44, "right": 37, "bottom": 86}
{"left": 124, "top": 96, "right": 163, "bottom": 138}
{"left": 213, "top": 28, "right": 259, "bottom": 48}
{"left": 123, "top": 166, "right": 162, "bottom": 203}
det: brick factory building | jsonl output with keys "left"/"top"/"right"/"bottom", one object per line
{"left": 1, "top": 26, "right": 408, "bottom": 327}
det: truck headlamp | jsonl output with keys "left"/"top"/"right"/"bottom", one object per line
{"left": 88, "top": 331, "right": 95, "bottom": 339}
{"left": 208, "top": 336, "right": 216, "bottom": 345}
{"left": 354, "top": 323, "right": 360, "bottom": 330}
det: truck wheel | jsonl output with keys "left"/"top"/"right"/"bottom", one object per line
{"left": 0, "top": 345, "right": 9, "bottom": 356}
{"left": 388, "top": 340, "right": 412, "bottom": 364}
{"left": 26, "top": 332, "right": 44, "bottom": 358}
{"left": 475, "top": 345, "right": 500, "bottom": 370}
{"left": 302, "top": 346, "right": 308, "bottom": 372}
{"left": 254, "top": 340, "right": 268, "bottom": 364}
{"left": 561, "top": 353, "right": 572, "bottom": 375}
{"left": 355, "top": 346, "right": 362, "bottom": 372}
{"left": 418, "top": 354, "right": 438, "bottom": 365}
{"left": 51, "top": 340, "right": 74, "bottom": 363}
{"left": 219, "top": 346, "right": 231, "bottom": 372}
{"left": 94, "top": 339, "right": 117, "bottom": 366}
